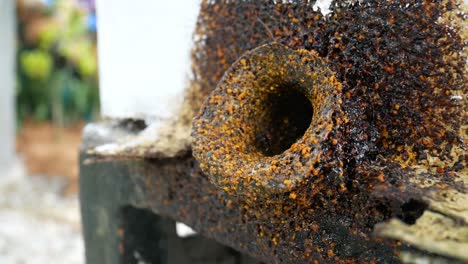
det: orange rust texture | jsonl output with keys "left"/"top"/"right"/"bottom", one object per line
{"left": 193, "top": 43, "right": 343, "bottom": 196}
{"left": 188, "top": 0, "right": 466, "bottom": 263}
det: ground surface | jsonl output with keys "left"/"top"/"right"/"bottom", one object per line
{"left": 0, "top": 122, "right": 84, "bottom": 263}
{"left": 0, "top": 162, "right": 84, "bottom": 263}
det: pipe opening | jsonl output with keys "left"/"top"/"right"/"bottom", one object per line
{"left": 192, "top": 43, "right": 342, "bottom": 194}
{"left": 254, "top": 86, "right": 313, "bottom": 156}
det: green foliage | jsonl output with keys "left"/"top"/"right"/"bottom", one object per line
{"left": 16, "top": 0, "right": 99, "bottom": 126}
{"left": 20, "top": 50, "right": 53, "bottom": 80}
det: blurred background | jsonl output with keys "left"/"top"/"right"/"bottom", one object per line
{"left": 2, "top": 0, "right": 200, "bottom": 261}
{"left": 16, "top": 0, "right": 98, "bottom": 190}
{"left": 1, "top": 0, "right": 98, "bottom": 262}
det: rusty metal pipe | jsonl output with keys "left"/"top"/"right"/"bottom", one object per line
{"left": 192, "top": 43, "right": 343, "bottom": 197}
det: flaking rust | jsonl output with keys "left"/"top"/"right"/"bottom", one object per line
{"left": 190, "top": 0, "right": 467, "bottom": 263}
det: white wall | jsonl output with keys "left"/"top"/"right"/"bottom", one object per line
{"left": 96, "top": 0, "right": 201, "bottom": 121}
{"left": 0, "top": 0, "right": 16, "bottom": 170}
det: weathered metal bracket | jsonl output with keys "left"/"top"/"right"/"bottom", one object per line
{"left": 80, "top": 121, "right": 467, "bottom": 263}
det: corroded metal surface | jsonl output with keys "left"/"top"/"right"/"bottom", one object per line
{"left": 193, "top": 43, "right": 343, "bottom": 196}
{"left": 82, "top": 151, "right": 466, "bottom": 263}
{"left": 189, "top": 0, "right": 467, "bottom": 263}
{"left": 82, "top": 1, "right": 467, "bottom": 263}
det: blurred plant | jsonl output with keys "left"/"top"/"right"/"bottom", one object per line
{"left": 20, "top": 50, "right": 53, "bottom": 80}
{"left": 16, "top": 0, "right": 99, "bottom": 127}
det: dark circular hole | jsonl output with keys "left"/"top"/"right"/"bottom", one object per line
{"left": 398, "top": 199, "right": 427, "bottom": 225}
{"left": 254, "top": 86, "right": 313, "bottom": 156}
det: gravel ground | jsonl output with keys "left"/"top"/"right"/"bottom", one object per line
{"left": 0, "top": 162, "right": 84, "bottom": 264}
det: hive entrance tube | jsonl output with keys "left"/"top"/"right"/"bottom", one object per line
{"left": 254, "top": 86, "right": 313, "bottom": 157}
{"left": 192, "top": 43, "right": 343, "bottom": 196}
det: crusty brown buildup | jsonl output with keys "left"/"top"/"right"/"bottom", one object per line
{"left": 326, "top": 0, "right": 466, "bottom": 168}
{"left": 190, "top": 0, "right": 466, "bottom": 262}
